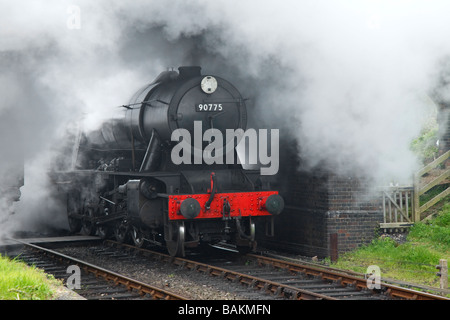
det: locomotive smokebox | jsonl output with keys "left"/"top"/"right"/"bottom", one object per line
{"left": 83, "top": 66, "right": 247, "bottom": 157}
{"left": 128, "top": 65, "right": 247, "bottom": 144}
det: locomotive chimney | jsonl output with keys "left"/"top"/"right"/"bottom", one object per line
{"left": 178, "top": 66, "right": 202, "bottom": 79}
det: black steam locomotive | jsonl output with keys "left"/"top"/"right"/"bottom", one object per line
{"left": 52, "top": 66, "right": 284, "bottom": 256}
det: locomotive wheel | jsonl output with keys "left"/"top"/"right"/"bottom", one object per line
{"left": 114, "top": 220, "right": 130, "bottom": 243}
{"left": 81, "top": 207, "right": 96, "bottom": 236}
{"left": 166, "top": 223, "right": 185, "bottom": 257}
{"left": 131, "top": 226, "right": 145, "bottom": 248}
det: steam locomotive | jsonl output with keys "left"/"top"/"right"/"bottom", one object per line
{"left": 52, "top": 66, "right": 284, "bottom": 256}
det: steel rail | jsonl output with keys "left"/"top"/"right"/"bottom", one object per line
{"left": 247, "top": 253, "right": 449, "bottom": 301}
{"left": 15, "top": 240, "right": 188, "bottom": 300}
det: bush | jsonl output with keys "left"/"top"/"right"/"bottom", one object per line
{"left": 410, "top": 125, "right": 439, "bottom": 164}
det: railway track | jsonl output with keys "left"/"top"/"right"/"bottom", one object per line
{"left": 6, "top": 237, "right": 448, "bottom": 301}
{"left": 99, "top": 240, "right": 447, "bottom": 300}
{"left": 245, "top": 253, "right": 446, "bottom": 300}
{"left": 10, "top": 240, "right": 187, "bottom": 300}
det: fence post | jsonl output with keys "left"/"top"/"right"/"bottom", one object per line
{"left": 413, "top": 174, "right": 420, "bottom": 222}
{"left": 436, "top": 259, "right": 448, "bottom": 293}
{"left": 330, "top": 233, "right": 338, "bottom": 263}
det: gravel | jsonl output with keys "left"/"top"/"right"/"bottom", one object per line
{"left": 379, "top": 232, "right": 408, "bottom": 244}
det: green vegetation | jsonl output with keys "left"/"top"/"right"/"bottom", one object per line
{"left": 410, "top": 115, "right": 439, "bottom": 164}
{"left": 0, "top": 255, "right": 60, "bottom": 300}
{"left": 420, "top": 184, "right": 450, "bottom": 207}
{"left": 331, "top": 203, "right": 450, "bottom": 293}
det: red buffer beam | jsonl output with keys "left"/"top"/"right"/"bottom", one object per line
{"left": 168, "top": 191, "right": 282, "bottom": 220}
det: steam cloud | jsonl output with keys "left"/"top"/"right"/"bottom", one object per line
{"left": 1, "top": 0, "right": 449, "bottom": 237}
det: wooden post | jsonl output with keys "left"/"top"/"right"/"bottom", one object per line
{"left": 330, "top": 233, "right": 338, "bottom": 263}
{"left": 413, "top": 174, "right": 420, "bottom": 222}
{"left": 437, "top": 259, "right": 448, "bottom": 293}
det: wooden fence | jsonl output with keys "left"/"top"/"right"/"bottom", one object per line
{"left": 413, "top": 150, "right": 450, "bottom": 222}
{"left": 381, "top": 150, "right": 449, "bottom": 230}
{"left": 380, "top": 186, "right": 414, "bottom": 230}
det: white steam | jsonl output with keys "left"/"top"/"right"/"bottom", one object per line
{"left": 0, "top": 0, "right": 449, "bottom": 236}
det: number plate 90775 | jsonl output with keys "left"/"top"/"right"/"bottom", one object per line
{"left": 196, "top": 103, "right": 223, "bottom": 112}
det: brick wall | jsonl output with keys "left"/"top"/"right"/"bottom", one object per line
{"left": 263, "top": 145, "right": 383, "bottom": 258}
{"left": 325, "top": 210, "right": 382, "bottom": 252}
{"left": 325, "top": 174, "right": 383, "bottom": 253}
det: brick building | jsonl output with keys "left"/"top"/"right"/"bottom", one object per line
{"left": 262, "top": 170, "right": 382, "bottom": 258}
{"left": 260, "top": 142, "right": 383, "bottom": 258}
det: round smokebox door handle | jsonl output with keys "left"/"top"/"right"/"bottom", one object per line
{"left": 201, "top": 76, "right": 218, "bottom": 94}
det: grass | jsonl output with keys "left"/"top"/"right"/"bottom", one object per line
{"left": 0, "top": 255, "right": 61, "bottom": 300}
{"left": 331, "top": 203, "right": 450, "bottom": 294}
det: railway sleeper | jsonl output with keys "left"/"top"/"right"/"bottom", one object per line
{"left": 297, "top": 283, "right": 343, "bottom": 290}
{"left": 88, "top": 292, "right": 143, "bottom": 300}
{"left": 76, "top": 286, "right": 126, "bottom": 296}
{"left": 280, "top": 280, "right": 323, "bottom": 286}
{"left": 77, "top": 284, "right": 111, "bottom": 291}
{"left": 29, "top": 262, "right": 57, "bottom": 268}
{"left": 324, "top": 291, "right": 375, "bottom": 298}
